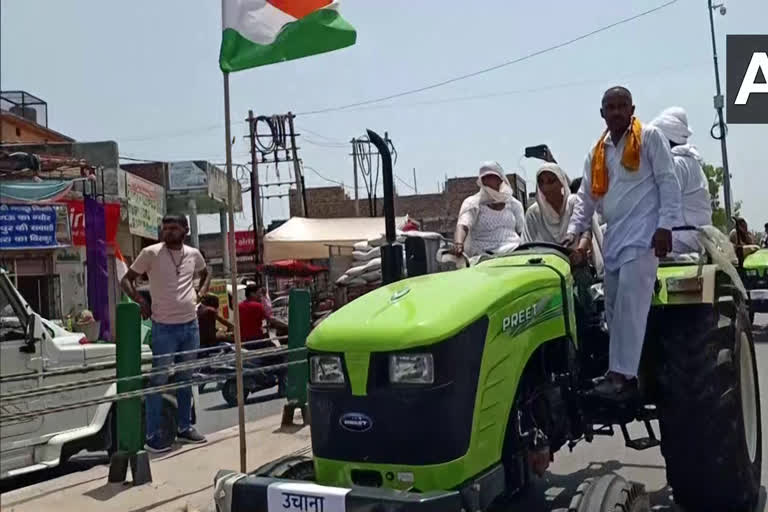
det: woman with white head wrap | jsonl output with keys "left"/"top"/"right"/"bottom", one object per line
{"left": 454, "top": 161, "right": 524, "bottom": 257}
{"left": 649, "top": 106, "right": 712, "bottom": 254}
{"left": 523, "top": 163, "right": 604, "bottom": 275}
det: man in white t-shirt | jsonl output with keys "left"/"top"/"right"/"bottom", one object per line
{"left": 121, "top": 214, "right": 209, "bottom": 453}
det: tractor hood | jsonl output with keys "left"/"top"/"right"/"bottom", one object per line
{"left": 308, "top": 253, "right": 570, "bottom": 352}
{"left": 744, "top": 249, "right": 768, "bottom": 272}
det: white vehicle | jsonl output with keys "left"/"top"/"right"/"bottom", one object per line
{"left": 0, "top": 267, "right": 192, "bottom": 480}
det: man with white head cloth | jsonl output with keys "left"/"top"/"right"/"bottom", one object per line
{"left": 454, "top": 161, "right": 525, "bottom": 257}
{"left": 649, "top": 107, "right": 712, "bottom": 254}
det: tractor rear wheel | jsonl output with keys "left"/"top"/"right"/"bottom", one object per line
{"left": 565, "top": 474, "right": 649, "bottom": 512}
{"left": 658, "top": 304, "right": 761, "bottom": 511}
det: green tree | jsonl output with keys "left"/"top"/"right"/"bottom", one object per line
{"left": 702, "top": 163, "right": 741, "bottom": 232}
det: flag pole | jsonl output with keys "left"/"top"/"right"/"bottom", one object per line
{"left": 222, "top": 70, "right": 247, "bottom": 473}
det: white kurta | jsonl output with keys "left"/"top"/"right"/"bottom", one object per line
{"left": 458, "top": 197, "right": 524, "bottom": 257}
{"left": 670, "top": 145, "right": 712, "bottom": 254}
{"left": 568, "top": 124, "right": 682, "bottom": 378}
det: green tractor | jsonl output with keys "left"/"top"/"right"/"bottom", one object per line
{"left": 213, "top": 242, "right": 760, "bottom": 511}
{"left": 743, "top": 248, "right": 768, "bottom": 324}
{"left": 213, "top": 132, "right": 760, "bottom": 512}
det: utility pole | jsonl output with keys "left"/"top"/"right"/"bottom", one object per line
{"left": 412, "top": 167, "right": 418, "bottom": 195}
{"left": 287, "top": 113, "right": 307, "bottom": 217}
{"left": 247, "top": 110, "right": 263, "bottom": 267}
{"left": 351, "top": 137, "right": 359, "bottom": 216}
{"left": 708, "top": 0, "right": 733, "bottom": 226}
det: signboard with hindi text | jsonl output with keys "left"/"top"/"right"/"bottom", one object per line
{"left": 0, "top": 204, "right": 72, "bottom": 250}
{"left": 126, "top": 172, "right": 165, "bottom": 240}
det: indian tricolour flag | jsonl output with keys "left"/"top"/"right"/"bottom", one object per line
{"left": 220, "top": 0, "right": 357, "bottom": 72}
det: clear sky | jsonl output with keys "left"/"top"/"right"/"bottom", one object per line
{"left": 2, "top": 0, "right": 767, "bottom": 233}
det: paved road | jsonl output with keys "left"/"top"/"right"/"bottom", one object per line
{"left": 0, "top": 381, "right": 285, "bottom": 494}
{"left": 507, "top": 313, "right": 768, "bottom": 511}
{"left": 195, "top": 383, "right": 285, "bottom": 435}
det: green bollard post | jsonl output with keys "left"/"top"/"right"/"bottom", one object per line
{"left": 108, "top": 301, "right": 152, "bottom": 484}
{"left": 281, "top": 288, "right": 311, "bottom": 427}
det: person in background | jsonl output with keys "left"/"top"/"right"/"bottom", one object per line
{"left": 121, "top": 214, "right": 209, "bottom": 452}
{"left": 762, "top": 222, "right": 768, "bottom": 249}
{"left": 730, "top": 217, "right": 756, "bottom": 246}
{"left": 239, "top": 284, "right": 270, "bottom": 342}
{"left": 523, "top": 163, "right": 603, "bottom": 272}
{"left": 565, "top": 86, "right": 681, "bottom": 400}
{"left": 649, "top": 107, "right": 712, "bottom": 254}
{"left": 259, "top": 286, "right": 273, "bottom": 318}
{"left": 454, "top": 161, "right": 525, "bottom": 257}
{"left": 197, "top": 294, "right": 233, "bottom": 348}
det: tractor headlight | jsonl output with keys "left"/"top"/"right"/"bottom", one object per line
{"left": 310, "top": 355, "right": 345, "bottom": 385}
{"left": 389, "top": 354, "right": 434, "bottom": 384}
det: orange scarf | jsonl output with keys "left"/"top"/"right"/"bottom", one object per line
{"left": 590, "top": 117, "right": 642, "bottom": 197}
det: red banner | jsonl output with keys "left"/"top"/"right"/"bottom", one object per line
{"left": 228, "top": 231, "right": 255, "bottom": 255}
{"left": 66, "top": 200, "right": 121, "bottom": 247}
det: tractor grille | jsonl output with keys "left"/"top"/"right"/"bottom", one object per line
{"left": 309, "top": 317, "right": 488, "bottom": 466}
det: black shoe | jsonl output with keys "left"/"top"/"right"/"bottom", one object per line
{"left": 588, "top": 375, "right": 638, "bottom": 402}
{"left": 145, "top": 438, "right": 172, "bottom": 454}
{"left": 177, "top": 427, "right": 207, "bottom": 444}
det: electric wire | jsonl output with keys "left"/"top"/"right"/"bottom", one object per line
{"left": 296, "top": 0, "right": 679, "bottom": 116}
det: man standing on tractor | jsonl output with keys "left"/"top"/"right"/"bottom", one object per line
{"left": 565, "top": 86, "right": 681, "bottom": 399}
{"left": 649, "top": 106, "right": 712, "bottom": 254}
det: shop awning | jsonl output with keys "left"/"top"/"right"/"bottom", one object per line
{"left": 0, "top": 180, "right": 75, "bottom": 203}
{"left": 263, "top": 216, "right": 406, "bottom": 263}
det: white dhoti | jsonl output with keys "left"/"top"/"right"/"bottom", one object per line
{"left": 603, "top": 251, "right": 658, "bottom": 377}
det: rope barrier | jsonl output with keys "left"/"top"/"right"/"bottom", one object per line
{"left": 0, "top": 335, "right": 288, "bottom": 384}
{"left": 0, "top": 345, "right": 306, "bottom": 404}
{"left": 0, "top": 359, "right": 307, "bottom": 425}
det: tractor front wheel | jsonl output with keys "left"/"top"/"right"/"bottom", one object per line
{"left": 565, "top": 474, "right": 649, "bottom": 512}
{"left": 255, "top": 454, "right": 316, "bottom": 481}
{"left": 658, "top": 304, "right": 761, "bottom": 511}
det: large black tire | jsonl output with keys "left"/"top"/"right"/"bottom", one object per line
{"left": 254, "top": 454, "right": 316, "bottom": 480}
{"left": 658, "top": 304, "right": 761, "bottom": 511}
{"left": 566, "top": 475, "right": 649, "bottom": 512}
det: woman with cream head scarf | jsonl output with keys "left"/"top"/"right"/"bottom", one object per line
{"left": 454, "top": 161, "right": 525, "bottom": 257}
{"left": 524, "top": 163, "right": 604, "bottom": 274}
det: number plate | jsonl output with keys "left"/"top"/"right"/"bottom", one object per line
{"left": 267, "top": 481, "right": 350, "bottom": 512}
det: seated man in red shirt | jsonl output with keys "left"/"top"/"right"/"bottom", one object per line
{"left": 239, "top": 285, "right": 268, "bottom": 342}
{"left": 239, "top": 284, "right": 290, "bottom": 343}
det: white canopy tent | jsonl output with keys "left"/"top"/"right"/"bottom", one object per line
{"left": 263, "top": 216, "right": 406, "bottom": 262}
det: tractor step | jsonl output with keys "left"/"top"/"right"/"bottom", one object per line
{"left": 620, "top": 420, "right": 660, "bottom": 451}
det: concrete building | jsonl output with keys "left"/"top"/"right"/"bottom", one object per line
{"left": 288, "top": 174, "right": 527, "bottom": 236}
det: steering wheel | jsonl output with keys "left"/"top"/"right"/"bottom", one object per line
{"left": 515, "top": 241, "right": 573, "bottom": 257}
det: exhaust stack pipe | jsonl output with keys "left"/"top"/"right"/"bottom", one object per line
{"left": 366, "top": 129, "right": 402, "bottom": 284}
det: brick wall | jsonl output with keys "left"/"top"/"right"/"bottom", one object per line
{"left": 291, "top": 174, "right": 527, "bottom": 236}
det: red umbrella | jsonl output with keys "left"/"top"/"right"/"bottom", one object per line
{"left": 257, "top": 259, "right": 327, "bottom": 276}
